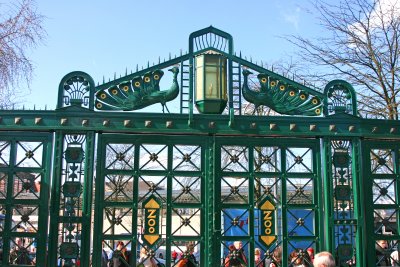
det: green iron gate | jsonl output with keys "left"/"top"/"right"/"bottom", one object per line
{"left": 0, "top": 26, "right": 399, "bottom": 266}
{"left": 91, "top": 135, "right": 321, "bottom": 267}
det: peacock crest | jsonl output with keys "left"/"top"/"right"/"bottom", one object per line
{"left": 242, "top": 69, "right": 323, "bottom": 116}
{"left": 95, "top": 67, "right": 179, "bottom": 112}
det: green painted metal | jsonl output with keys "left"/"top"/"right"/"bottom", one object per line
{"left": 242, "top": 69, "right": 322, "bottom": 116}
{"left": 95, "top": 67, "right": 180, "bottom": 112}
{"left": 1, "top": 26, "right": 400, "bottom": 267}
{"left": 0, "top": 133, "right": 52, "bottom": 267}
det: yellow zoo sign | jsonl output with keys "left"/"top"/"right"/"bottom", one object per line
{"left": 259, "top": 196, "right": 277, "bottom": 247}
{"left": 143, "top": 195, "right": 161, "bottom": 246}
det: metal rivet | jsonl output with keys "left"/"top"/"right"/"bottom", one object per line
{"left": 390, "top": 127, "right": 396, "bottom": 134}
{"left": 372, "top": 127, "right": 378, "bottom": 133}
{"left": 290, "top": 124, "right": 297, "bottom": 131}
{"left": 309, "top": 124, "right": 316, "bottom": 131}
{"left": 348, "top": 125, "right": 355, "bottom": 132}
{"left": 250, "top": 122, "right": 257, "bottom": 129}
{"left": 61, "top": 118, "right": 68, "bottom": 125}
{"left": 166, "top": 121, "right": 173, "bottom": 128}
{"left": 15, "top": 117, "right": 22, "bottom": 124}
{"left": 103, "top": 120, "right": 110, "bottom": 126}
{"left": 35, "top": 118, "right": 42, "bottom": 125}
{"left": 329, "top": 125, "right": 336, "bottom": 132}
{"left": 82, "top": 119, "right": 88, "bottom": 126}
{"left": 145, "top": 120, "right": 152, "bottom": 128}
{"left": 209, "top": 122, "right": 216, "bottom": 129}
{"left": 124, "top": 120, "right": 131, "bottom": 127}
{"left": 270, "top": 123, "right": 277, "bottom": 130}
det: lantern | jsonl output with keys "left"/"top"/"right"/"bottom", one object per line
{"left": 194, "top": 53, "right": 227, "bottom": 114}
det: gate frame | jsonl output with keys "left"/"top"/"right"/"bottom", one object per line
{"left": 0, "top": 26, "right": 399, "bottom": 266}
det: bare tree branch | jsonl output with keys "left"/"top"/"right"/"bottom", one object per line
{"left": 0, "top": 0, "right": 46, "bottom": 108}
{"left": 285, "top": 0, "right": 400, "bottom": 119}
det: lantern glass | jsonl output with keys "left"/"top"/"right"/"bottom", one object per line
{"left": 195, "top": 53, "right": 227, "bottom": 114}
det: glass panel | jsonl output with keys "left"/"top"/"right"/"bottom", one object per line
{"left": 9, "top": 237, "right": 36, "bottom": 265}
{"left": 172, "top": 176, "right": 201, "bottom": 204}
{"left": 172, "top": 241, "right": 200, "bottom": 267}
{"left": 0, "top": 141, "right": 10, "bottom": 166}
{"left": 287, "top": 178, "right": 313, "bottom": 204}
{"left": 373, "top": 209, "right": 398, "bottom": 235}
{"left": 221, "top": 177, "right": 249, "bottom": 204}
{"left": 370, "top": 149, "right": 394, "bottom": 174}
{"left": 140, "top": 144, "right": 168, "bottom": 171}
{"left": 287, "top": 242, "right": 314, "bottom": 267}
{"left": 103, "top": 207, "right": 133, "bottom": 235}
{"left": 221, "top": 209, "right": 249, "bottom": 236}
{"left": 173, "top": 145, "right": 201, "bottom": 171}
{"left": 104, "top": 174, "right": 134, "bottom": 202}
{"left": 0, "top": 172, "right": 7, "bottom": 199}
{"left": 105, "top": 143, "right": 135, "bottom": 170}
{"left": 221, "top": 146, "right": 249, "bottom": 172}
{"left": 254, "top": 176, "right": 281, "bottom": 204}
{"left": 373, "top": 179, "right": 396, "bottom": 204}
{"left": 105, "top": 239, "right": 132, "bottom": 267}
{"left": 287, "top": 209, "right": 315, "bottom": 237}
{"left": 195, "top": 56, "right": 204, "bottom": 101}
{"left": 15, "top": 141, "right": 43, "bottom": 168}
{"left": 254, "top": 146, "right": 281, "bottom": 172}
{"left": 220, "top": 240, "right": 249, "bottom": 267}
{"left": 13, "top": 172, "right": 41, "bottom": 200}
{"left": 11, "top": 205, "right": 39, "bottom": 233}
{"left": 138, "top": 175, "right": 167, "bottom": 203}
{"left": 286, "top": 147, "right": 313, "bottom": 173}
{"left": 171, "top": 208, "right": 201, "bottom": 236}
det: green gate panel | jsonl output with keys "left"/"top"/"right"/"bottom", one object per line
{"left": 0, "top": 132, "right": 52, "bottom": 267}
{"left": 93, "top": 134, "right": 206, "bottom": 267}
{"left": 215, "top": 137, "right": 321, "bottom": 267}
{"left": 363, "top": 141, "right": 400, "bottom": 267}
{"left": 48, "top": 131, "right": 95, "bottom": 267}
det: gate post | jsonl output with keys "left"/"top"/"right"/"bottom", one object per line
{"left": 352, "top": 138, "right": 365, "bottom": 267}
{"left": 322, "top": 137, "right": 365, "bottom": 266}
{"left": 204, "top": 136, "right": 217, "bottom": 266}
{"left": 48, "top": 131, "right": 95, "bottom": 266}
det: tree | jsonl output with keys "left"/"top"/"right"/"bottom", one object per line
{"left": 0, "top": 0, "right": 45, "bottom": 108}
{"left": 287, "top": 0, "right": 400, "bottom": 119}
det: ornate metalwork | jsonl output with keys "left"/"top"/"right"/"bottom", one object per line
{"left": 242, "top": 69, "right": 323, "bottom": 116}
{"left": 5, "top": 26, "right": 400, "bottom": 267}
{"left": 54, "top": 134, "right": 89, "bottom": 267}
{"left": 57, "top": 71, "right": 95, "bottom": 110}
{"left": 323, "top": 80, "right": 357, "bottom": 116}
{"left": 0, "top": 135, "right": 50, "bottom": 266}
{"left": 95, "top": 67, "right": 179, "bottom": 112}
{"left": 329, "top": 140, "right": 358, "bottom": 265}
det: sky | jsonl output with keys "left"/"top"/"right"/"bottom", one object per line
{"left": 13, "top": 0, "right": 328, "bottom": 109}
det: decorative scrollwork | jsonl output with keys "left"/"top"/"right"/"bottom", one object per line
{"left": 57, "top": 71, "right": 95, "bottom": 110}
{"left": 323, "top": 80, "right": 357, "bottom": 116}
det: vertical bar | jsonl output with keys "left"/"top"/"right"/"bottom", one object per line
{"left": 208, "top": 136, "right": 218, "bottom": 266}
{"left": 248, "top": 145, "right": 255, "bottom": 267}
{"left": 132, "top": 138, "right": 139, "bottom": 267}
{"left": 48, "top": 131, "right": 64, "bottom": 266}
{"left": 2, "top": 139, "right": 16, "bottom": 265}
{"left": 92, "top": 133, "right": 104, "bottom": 267}
{"left": 281, "top": 146, "right": 288, "bottom": 267}
{"left": 321, "top": 138, "right": 334, "bottom": 252}
{"left": 166, "top": 140, "right": 173, "bottom": 266}
{"left": 352, "top": 138, "right": 365, "bottom": 267}
{"left": 35, "top": 134, "right": 53, "bottom": 266}
{"left": 81, "top": 131, "right": 95, "bottom": 267}
{"left": 188, "top": 56, "right": 194, "bottom": 125}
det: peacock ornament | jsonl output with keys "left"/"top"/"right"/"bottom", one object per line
{"left": 95, "top": 66, "right": 179, "bottom": 112}
{"left": 242, "top": 69, "right": 322, "bottom": 116}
